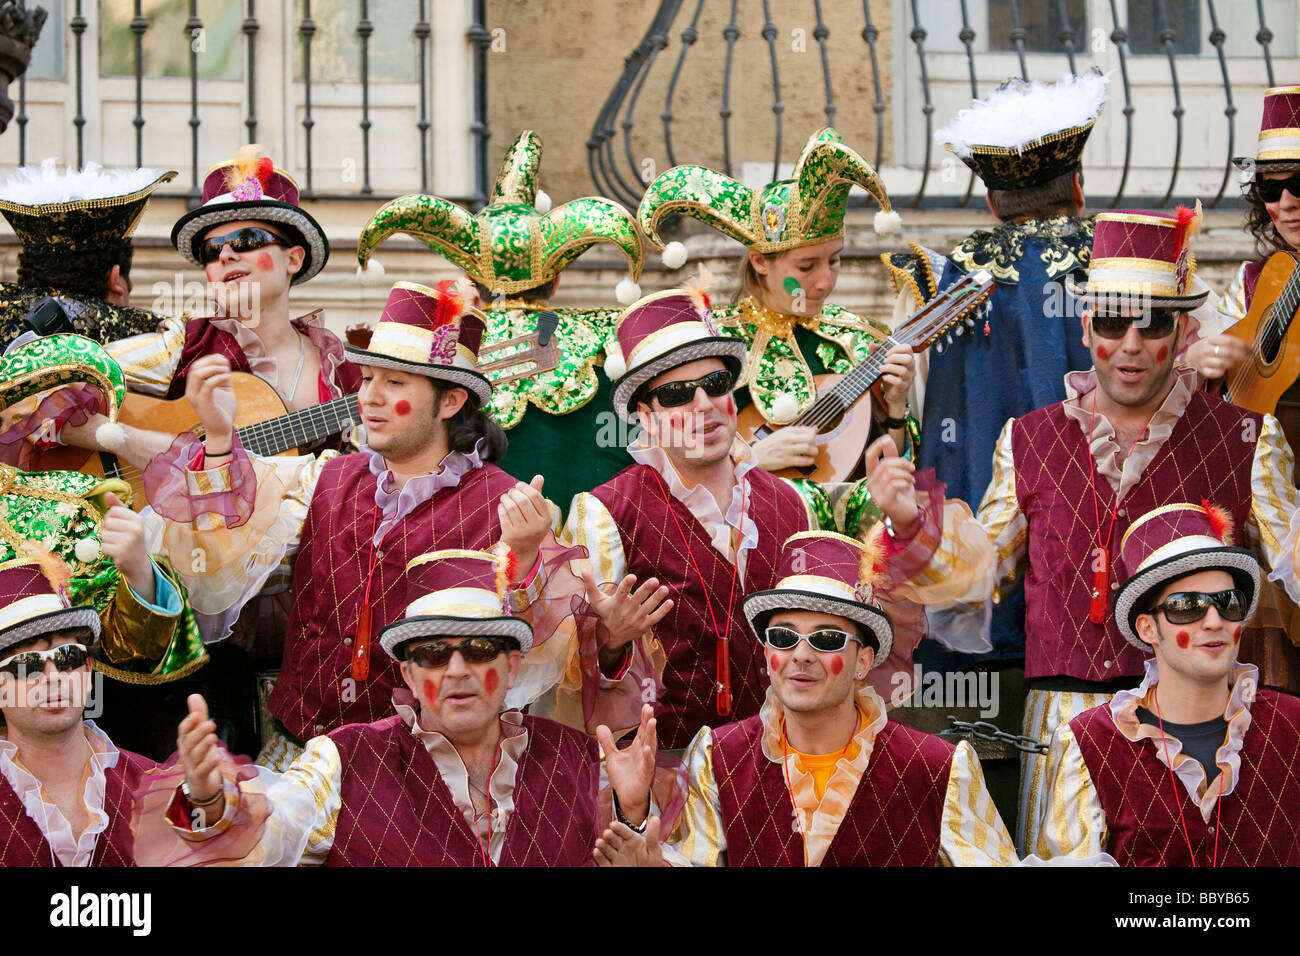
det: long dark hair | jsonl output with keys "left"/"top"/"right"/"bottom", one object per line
{"left": 1242, "top": 182, "right": 1288, "bottom": 258}
{"left": 430, "top": 381, "right": 507, "bottom": 462}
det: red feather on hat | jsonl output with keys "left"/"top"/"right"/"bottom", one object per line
{"left": 1172, "top": 201, "right": 1202, "bottom": 296}
{"left": 431, "top": 279, "right": 464, "bottom": 329}
{"left": 1201, "top": 497, "right": 1235, "bottom": 545}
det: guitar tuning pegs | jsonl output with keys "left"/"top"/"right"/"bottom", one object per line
{"left": 944, "top": 333, "right": 953, "bottom": 346}
{"left": 934, "top": 340, "right": 945, "bottom": 354}
{"left": 965, "top": 317, "right": 975, "bottom": 328}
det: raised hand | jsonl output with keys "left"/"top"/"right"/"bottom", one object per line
{"left": 593, "top": 817, "right": 663, "bottom": 867}
{"left": 863, "top": 434, "right": 920, "bottom": 532}
{"left": 177, "top": 694, "right": 225, "bottom": 825}
{"left": 582, "top": 571, "right": 673, "bottom": 653}
{"left": 184, "top": 355, "right": 237, "bottom": 456}
{"left": 497, "top": 474, "right": 550, "bottom": 577}
{"left": 100, "top": 492, "right": 155, "bottom": 602}
{"left": 598, "top": 703, "right": 658, "bottom": 825}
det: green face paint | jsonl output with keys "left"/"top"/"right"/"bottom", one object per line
{"left": 783, "top": 276, "right": 802, "bottom": 297}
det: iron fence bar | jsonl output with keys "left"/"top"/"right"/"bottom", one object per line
{"left": 1107, "top": 0, "right": 1135, "bottom": 208}
{"left": 468, "top": 0, "right": 491, "bottom": 205}
{"left": 357, "top": 0, "right": 373, "bottom": 195}
{"left": 1056, "top": 0, "right": 1077, "bottom": 75}
{"left": 131, "top": 0, "right": 147, "bottom": 167}
{"left": 71, "top": 0, "right": 85, "bottom": 169}
{"left": 1007, "top": 0, "right": 1029, "bottom": 81}
{"left": 16, "top": 71, "right": 26, "bottom": 165}
{"left": 1255, "top": 0, "right": 1274, "bottom": 87}
{"left": 1155, "top": 0, "right": 1184, "bottom": 207}
{"left": 300, "top": 1, "right": 316, "bottom": 195}
{"left": 587, "top": 48, "right": 636, "bottom": 205}
{"left": 620, "top": 2, "right": 673, "bottom": 203}
{"left": 720, "top": 0, "right": 740, "bottom": 175}
{"left": 812, "top": 0, "right": 835, "bottom": 129}
{"left": 185, "top": 0, "right": 202, "bottom": 199}
{"left": 662, "top": 0, "right": 704, "bottom": 169}
{"left": 242, "top": 0, "right": 258, "bottom": 143}
{"left": 1205, "top": 0, "right": 1236, "bottom": 209}
{"left": 760, "top": 0, "right": 783, "bottom": 180}
{"left": 908, "top": 0, "right": 936, "bottom": 208}
{"left": 414, "top": 0, "right": 430, "bottom": 192}
{"left": 859, "top": 0, "right": 885, "bottom": 170}
{"left": 957, "top": 0, "right": 978, "bottom": 207}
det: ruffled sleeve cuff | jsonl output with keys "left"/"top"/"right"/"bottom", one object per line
{"left": 144, "top": 432, "right": 258, "bottom": 528}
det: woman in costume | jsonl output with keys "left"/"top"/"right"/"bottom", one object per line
{"left": 636, "top": 128, "right": 917, "bottom": 506}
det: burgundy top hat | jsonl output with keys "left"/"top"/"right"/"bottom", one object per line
{"left": 345, "top": 280, "right": 492, "bottom": 405}
{"left": 742, "top": 531, "right": 893, "bottom": 665}
{"left": 379, "top": 549, "right": 532, "bottom": 660}
{"left": 0, "top": 558, "right": 100, "bottom": 657}
{"left": 1113, "top": 502, "right": 1260, "bottom": 651}
{"left": 1066, "top": 206, "right": 1208, "bottom": 310}
{"left": 171, "top": 146, "right": 329, "bottom": 284}
{"left": 607, "top": 289, "right": 747, "bottom": 424}
{"left": 1234, "top": 85, "right": 1300, "bottom": 173}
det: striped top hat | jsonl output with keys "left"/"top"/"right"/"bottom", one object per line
{"left": 379, "top": 549, "right": 532, "bottom": 661}
{"left": 1234, "top": 86, "right": 1300, "bottom": 173}
{"left": 607, "top": 288, "right": 747, "bottom": 425}
{"left": 1066, "top": 205, "right": 1208, "bottom": 310}
{"left": 172, "top": 145, "right": 329, "bottom": 284}
{"left": 742, "top": 531, "right": 893, "bottom": 666}
{"left": 0, "top": 556, "right": 100, "bottom": 658}
{"left": 1113, "top": 502, "right": 1260, "bottom": 651}
{"left": 345, "top": 279, "right": 492, "bottom": 405}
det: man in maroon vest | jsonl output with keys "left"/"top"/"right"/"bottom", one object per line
{"left": 660, "top": 530, "right": 1015, "bottom": 866}
{"left": 0, "top": 547, "right": 186, "bottom": 867}
{"left": 1037, "top": 502, "right": 1300, "bottom": 865}
{"left": 145, "top": 281, "right": 564, "bottom": 770}
{"left": 864, "top": 206, "right": 1300, "bottom": 854}
{"left": 561, "top": 288, "right": 819, "bottom": 750}
{"left": 167, "top": 549, "right": 656, "bottom": 866}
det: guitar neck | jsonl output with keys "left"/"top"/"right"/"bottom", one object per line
{"left": 818, "top": 335, "right": 902, "bottom": 411}
{"left": 234, "top": 394, "right": 362, "bottom": 456}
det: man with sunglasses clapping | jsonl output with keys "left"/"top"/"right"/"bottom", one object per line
{"left": 559, "top": 289, "right": 819, "bottom": 750}
{"left": 1036, "top": 503, "right": 1300, "bottom": 865}
{"left": 863, "top": 207, "right": 1300, "bottom": 856}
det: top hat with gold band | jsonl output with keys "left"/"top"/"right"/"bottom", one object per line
{"left": 1066, "top": 205, "right": 1208, "bottom": 310}
{"left": 637, "top": 127, "right": 899, "bottom": 264}
{"left": 0, "top": 162, "right": 176, "bottom": 258}
{"left": 357, "top": 130, "right": 644, "bottom": 300}
{"left": 938, "top": 69, "right": 1109, "bottom": 190}
{"left": 0, "top": 558, "right": 100, "bottom": 658}
{"left": 1234, "top": 86, "right": 1300, "bottom": 174}
{"left": 171, "top": 145, "right": 328, "bottom": 284}
{"left": 1113, "top": 502, "right": 1260, "bottom": 652}
{"left": 345, "top": 280, "right": 492, "bottom": 405}
{"left": 742, "top": 531, "right": 893, "bottom": 665}
{"left": 380, "top": 549, "right": 533, "bottom": 661}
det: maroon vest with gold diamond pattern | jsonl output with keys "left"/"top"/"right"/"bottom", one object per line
{"left": 325, "top": 713, "right": 599, "bottom": 866}
{"left": 0, "top": 744, "right": 154, "bottom": 866}
{"left": 710, "top": 714, "right": 953, "bottom": 866}
{"left": 592, "top": 464, "right": 808, "bottom": 750}
{"left": 1011, "top": 391, "right": 1257, "bottom": 680}
{"left": 268, "top": 454, "right": 519, "bottom": 740}
{"left": 1070, "top": 690, "right": 1300, "bottom": 866}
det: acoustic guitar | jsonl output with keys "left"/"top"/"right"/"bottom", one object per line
{"left": 1224, "top": 251, "right": 1300, "bottom": 416}
{"left": 736, "top": 271, "right": 994, "bottom": 482}
{"left": 37, "top": 372, "right": 362, "bottom": 505}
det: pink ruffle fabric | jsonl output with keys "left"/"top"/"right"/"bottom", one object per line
{"left": 142, "top": 432, "right": 258, "bottom": 527}
{"left": 0, "top": 384, "right": 105, "bottom": 468}
{"left": 569, "top": 602, "right": 668, "bottom": 741}
{"left": 130, "top": 750, "right": 272, "bottom": 866}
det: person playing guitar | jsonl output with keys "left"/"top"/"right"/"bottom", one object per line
{"left": 637, "top": 129, "right": 916, "bottom": 490}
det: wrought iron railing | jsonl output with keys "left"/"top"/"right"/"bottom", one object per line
{"left": 589, "top": 0, "right": 1286, "bottom": 211}
{"left": 13, "top": 0, "right": 491, "bottom": 207}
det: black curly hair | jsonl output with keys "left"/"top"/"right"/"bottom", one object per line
{"left": 1241, "top": 181, "right": 1290, "bottom": 258}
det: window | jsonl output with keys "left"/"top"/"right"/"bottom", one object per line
{"left": 293, "top": 0, "right": 418, "bottom": 83}
{"left": 25, "top": 0, "right": 65, "bottom": 79}
{"left": 1125, "top": 0, "right": 1199, "bottom": 56}
{"left": 988, "top": 0, "right": 1088, "bottom": 54}
{"left": 98, "top": 0, "right": 242, "bottom": 80}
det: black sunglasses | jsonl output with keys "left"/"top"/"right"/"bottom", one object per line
{"left": 1254, "top": 174, "right": 1300, "bottom": 204}
{"left": 406, "top": 636, "right": 512, "bottom": 668}
{"left": 198, "top": 226, "right": 289, "bottom": 265}
{"left": 1090, "top": 309, "right": 1179, "bottom": 341}
{"left": 641, "top": 368, "right": 735, "bottom": 409}
{"left": 0, "top": 643, "right": 89, "bottom": 679}
{"left": 763, "top": 625, "right": 862, "bottom": 653}
{"left": 1146, "top": 588, "right": 1248, "bottom": 626}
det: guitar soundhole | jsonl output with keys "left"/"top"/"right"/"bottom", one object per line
{"left": 1261, "top": 305, "right": 1283, "bottom": 366}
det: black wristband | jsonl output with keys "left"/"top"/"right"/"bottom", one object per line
{"left": 205, "top": 445, "right": 232, "bottom": 457}
{"left": 879, "top": 412, "right": 909, "bottom": 430}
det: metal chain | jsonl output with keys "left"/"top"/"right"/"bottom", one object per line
{"left": 939, "top": 716, "right": 1048, "bottom": 756}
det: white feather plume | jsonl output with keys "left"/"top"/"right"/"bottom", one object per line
{"left": 0, "top": 159, "right": 166, "bottom": 205}
{"left": 937, "top": 71, "right": 1111, "bottom": 157}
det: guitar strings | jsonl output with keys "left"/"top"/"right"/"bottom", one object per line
{"left": 1225, "top": 279, "right": 1297, "bottom": 400}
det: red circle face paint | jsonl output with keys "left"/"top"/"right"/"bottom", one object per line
{"left": 1096, "top": 344, "right": 1110, "bottom": 360}
{"left": 1233, "top": 625, "right": 1242, "bottom": 644}
{"left": 254, "top": 251, "right": 275, "bottom": 271}
{"left": 1175, "top": 630, "right": 1190, "bottom": 649}
{"left": 394, "top": 399, "right": 411, "bottom": 416}
{"left": 1156, "top": 346, "right": 1168, "bottom": 362}
{"left": 769, "top": 654, "right": 783, "bottom": 673}
{"left": 483, "top": 669, "right": 499, "bottom": 693}
{"left": 422, "top": 677, "right": 439, "bottom": 703}
{"left": 828, "top": 655, "right": 844, "bottom": 675}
